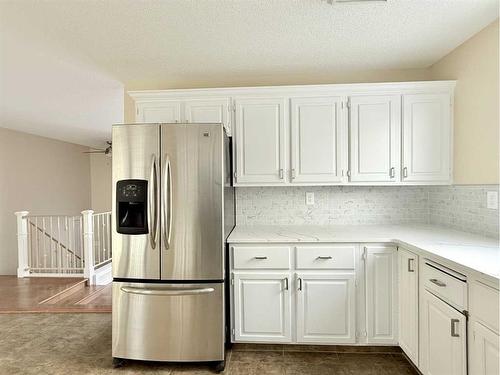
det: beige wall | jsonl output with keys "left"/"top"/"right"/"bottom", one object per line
{"left": 0, "top": 127, "right": 92, "bottom": 275}
{"left": 90, "top": 153, "right": 112, "bottom": 213}
{"left": 431, "top": 20, "right": 499, "bottom": 185}
{"left": 124, "top": 67, "right": 431, "bottom": 123}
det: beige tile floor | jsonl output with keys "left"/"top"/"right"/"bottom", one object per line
{"left": 0, "top": 314, "right": 418, "bottom": 374}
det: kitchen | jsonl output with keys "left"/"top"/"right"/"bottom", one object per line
{"left": 0, "top": 1, "right": 498, "bottom": 374}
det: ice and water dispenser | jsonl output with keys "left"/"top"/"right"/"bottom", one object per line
{"left": 116, "top": 179, "right": 148, "bottom": 234}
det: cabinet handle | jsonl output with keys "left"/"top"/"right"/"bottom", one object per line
{"left": 402, "top": 167, "right": 408, "bottom": 178}
{"left": 451, "top": 319, "right": 460, "bottom": 337}
{"left": 317, "top": 256, "right": 333, "bottom": 260}
{"left": 297, "top": 277, "right": 302, "bottom": 291}
{"left": 279, "top": 169, "right": 284, "bottom": 179}
{"left": 390, "top": 167, "right": 395, "bottom": 178}
{"left": 429, "top": 278, "right": 446, "bottom": 287}
{"left": 346, "top": 170, "right": 351, "bottom": 178}
{"left": 291, "top": 169, "right": 296, "bottom": 179}
{"left": 283, "top": 277, "right": 289, "bottom": 291}
{"left": 407, "top": 258, "right": 415, "bottom": 272}
{"left": 254, "top": 256, "right": 268, "bottom": 260}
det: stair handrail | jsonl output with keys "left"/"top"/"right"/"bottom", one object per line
{"left": 27, "top": 220, "right": 83, "bottom": 261}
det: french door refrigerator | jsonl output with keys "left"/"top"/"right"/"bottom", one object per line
{"left": 111, "top": 123, "right": 234, "bottom": 370}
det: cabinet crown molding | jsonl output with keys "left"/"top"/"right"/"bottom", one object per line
{"left": 128, "top": 80, "right": 456, "bottom": 101}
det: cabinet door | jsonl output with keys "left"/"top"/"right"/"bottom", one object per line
{"left": 471, "top": 321, "right": 499, "bottom": 375}
{"left": 402, "top": 93, "right": 451, "bottom": 183}
{"left": 349, "top": 95, "right": 401, "bottom": 183}
{"left": 365, "top": 245, "right": 398, "bottom": 344}
{"left": 232, "top": 273, "right": 291, "bottom": 343}
{"left": 290, "top": 97, "right": 345, "bottom": 184}
{"left": 398, "top": 248, "right": 419, "bottom": 366}
{"left": 184, "top": 98, "right": 231, "bottom": 135}
{"left": 296, "top": 273, "right": 356, "bottom": 343}
{"left": 137, "top": 101, "right": 182, "bottom": 123}
{"left": 234, "top": 98, "right": 286, "bottom": 185}
{"left": 420, "top": 290, "right": 466, "bottom": 375}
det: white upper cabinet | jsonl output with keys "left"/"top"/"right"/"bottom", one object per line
{"left": 137, "top": 101, "right": 182, "bottom": 123}
{"left": 348, "top": 95, "right": 401, "bottom": 183}
{"left": 402, "top": 93, "right": 451, "bottom": 183}
{"left": 234, "top": 97, "right": 286, "bottom": 185}
{"left": 184, "top": 98, "right": 231, "bottom": 135}
{"left": 290, "top": 97, "right": 346, "bottom": 184}
{"left": 130, "top": 81, "right": 455, "bottom": 186}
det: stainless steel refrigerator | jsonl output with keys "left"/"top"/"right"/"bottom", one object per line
{"left": 111, "top": 123, "right": 234, "bottom": 371}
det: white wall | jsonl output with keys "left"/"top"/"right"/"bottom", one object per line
{"left": 0, "top": 127, "right": 91, "bottom": 275}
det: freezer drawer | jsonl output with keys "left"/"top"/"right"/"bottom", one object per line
{"left": 112, "top": 281, "right": 224, "bottom": 362}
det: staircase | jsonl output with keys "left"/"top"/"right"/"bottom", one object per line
{"left": 15, "top": 210, "right": 112, "bottom": 285}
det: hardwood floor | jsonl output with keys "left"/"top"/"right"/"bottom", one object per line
{"left": 0, "top": 276, "right": 111, "bottom": 313}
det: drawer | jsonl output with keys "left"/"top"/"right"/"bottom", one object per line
{"left": 295, "top": 245, "right": 356, "bottom": 270}
{"left": 471, "top": 280, "right": 499, "bottom": 333}
{"left": 232, "top": 245, "right": 291, "bottom": 269}
{"left": 423, "top": 261, "right": 467, "bottom": 310}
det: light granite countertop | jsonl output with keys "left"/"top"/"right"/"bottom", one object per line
{"left": 228, "top": 224, "right": 500, "bottom": 280}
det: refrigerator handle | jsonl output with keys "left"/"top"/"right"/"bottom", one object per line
{"left": 162, "top": 154, "right": 172, "bottom": 250}
{"left": 148, "top": 155, "right": 158, "bottom": 249}
{"left": 121, "top": 286, "right": 215, "bottom": 296}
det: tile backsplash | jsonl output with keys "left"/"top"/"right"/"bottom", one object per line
{"left": 428, "top": 185, "right": 499, "bottom": 239}
{"left": 235, "top": 185, "right": 499, "bottom": 238}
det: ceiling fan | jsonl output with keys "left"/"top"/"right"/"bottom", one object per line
{"left": 84, "top": 141, "right": 112, "bottom": 155}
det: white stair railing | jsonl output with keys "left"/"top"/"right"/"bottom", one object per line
{"left": 15, "top": 210, "right": 112, "bottom": 285}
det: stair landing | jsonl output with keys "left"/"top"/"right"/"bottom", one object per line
{"left": 0, "top": 276, "right": 111, "bottom": 313}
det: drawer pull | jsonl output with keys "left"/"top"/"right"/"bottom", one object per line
{"left": 254, "top": 256, "right": 268, "bottom": 260}
{"left": 430, "top": 278, "right": 447, "bottom": 287}
{"left": 451, "top": 319, "right": 460, "bottom": 337}
{"left": 317, "top": 256, "right": 333, "bottom": 260}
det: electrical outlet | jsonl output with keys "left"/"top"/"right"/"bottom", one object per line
{"left": 306, "top": 192, "right": 315, "bottom": 205}
{"left": 487, "top": 191, "right": 498, "bottom": 209}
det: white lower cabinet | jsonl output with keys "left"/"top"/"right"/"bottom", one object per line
{"left": 232, "top": 272, "right": 291, "bottom": 343}
{"left": 420, "top": 289, "right": 467, "bottom": 375}
{"left": 471, "top": 321, "right": 500, "bottom": 375}
{"left": 364, "top": 245, "right": 398, "bottom": 344}
{"left": 398, "top": 248, "right": 419, "bottom": 365}
{"left": 296, "top": 273, "right": 356, "bottom": 343}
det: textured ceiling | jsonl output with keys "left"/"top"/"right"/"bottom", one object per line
{"left": 0, "top": 0, "right": 497, "bottom": 146}
{"left": 1, "top": 0, "right": 498, "bottom": 90}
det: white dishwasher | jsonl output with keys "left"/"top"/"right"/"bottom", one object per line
{"left": 420, "top": 259, "right": 468, "bottom": 375}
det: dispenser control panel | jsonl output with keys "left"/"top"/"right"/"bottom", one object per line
{"left": 116, "top": 179, "right": 148, "bottom": 235}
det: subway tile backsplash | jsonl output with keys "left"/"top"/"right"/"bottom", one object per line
{"left": 428, "top": 185, "right": 499, "bottom": 239}
{"left": 235, "top": 185, "right": 499, "bottom": 239}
